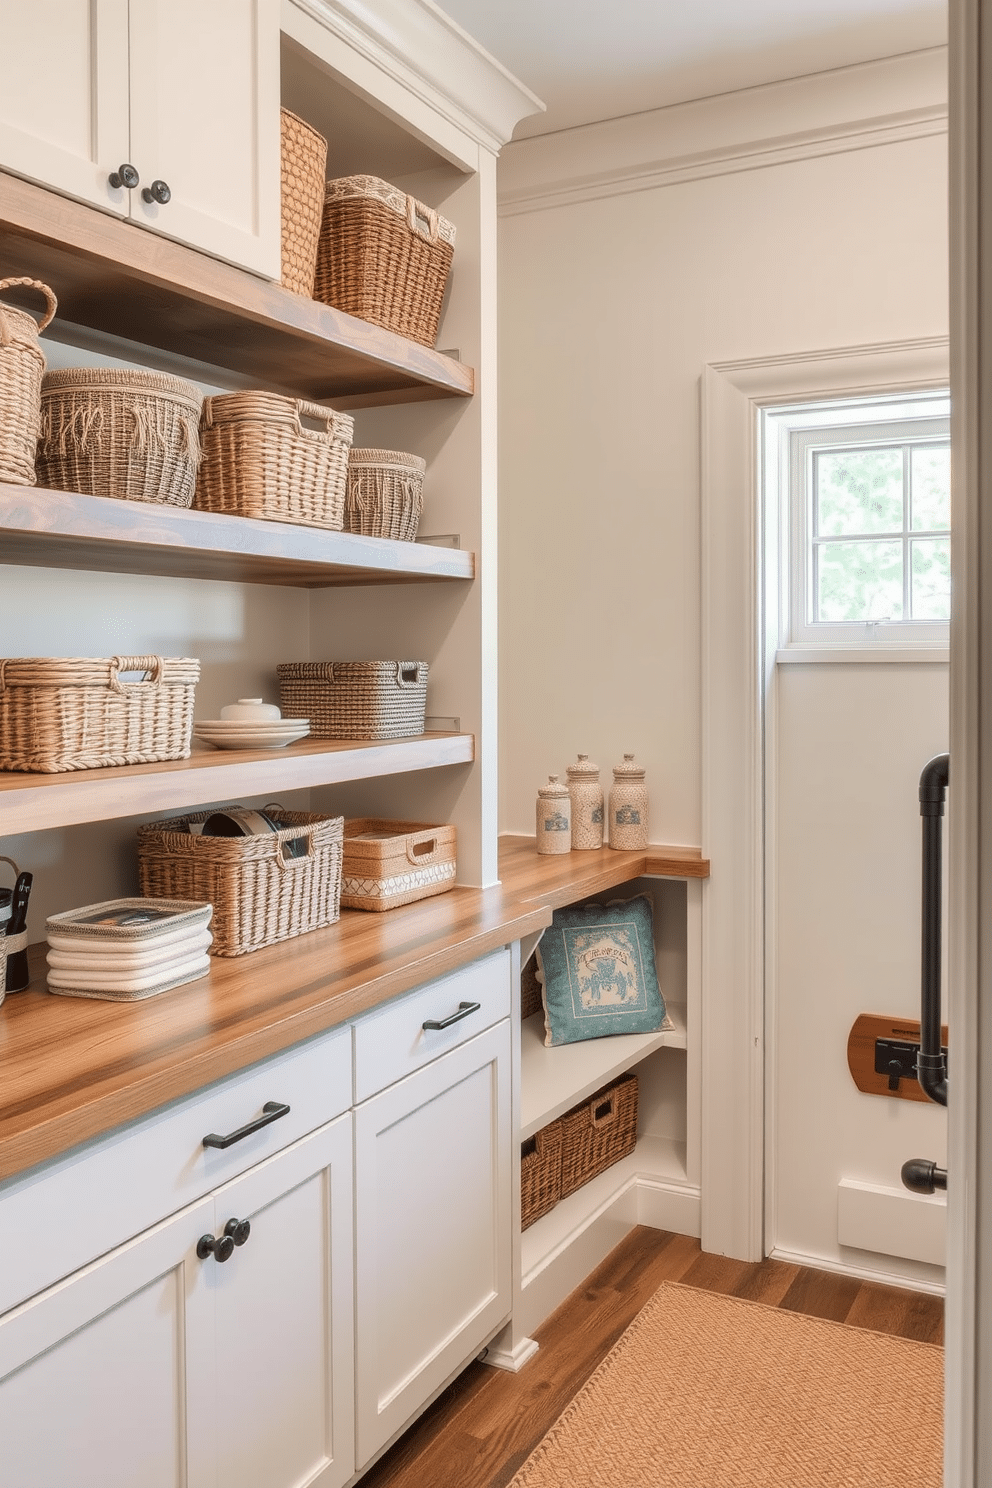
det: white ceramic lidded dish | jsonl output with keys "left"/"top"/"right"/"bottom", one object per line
{"left": 195, "top": 697, "right": 310, "bottom": 749}
{"left": 219, "top": 697, "right": 282, "bottom": 721}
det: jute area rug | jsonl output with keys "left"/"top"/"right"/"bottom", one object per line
{"left": 508, "top": 1281, "right": 943, "bottom": 1488}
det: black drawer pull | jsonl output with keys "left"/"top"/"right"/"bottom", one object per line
{"left": 422, "top": 1000, "right": 482, "bottom": 1031}
{"left": 202, "top": 1100, "right": 290, "bottom": 1150}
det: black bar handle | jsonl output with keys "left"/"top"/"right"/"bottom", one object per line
{"left": 918, "top": 753, "right": 950, "bottom": 1106}
{"left": 202, "top": 1100, "right": 290, "bottom": 1150}
{"left": 422, "top": 1000, "right": 481, "bottom": 1031}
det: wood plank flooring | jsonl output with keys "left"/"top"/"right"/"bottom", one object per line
{"left": 359, "top": 1228, "right": 944, "bottom": 1488}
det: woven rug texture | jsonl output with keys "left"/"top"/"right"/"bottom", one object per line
{"left": 508, "top": 1281, "right": 943, "bottom": 1488}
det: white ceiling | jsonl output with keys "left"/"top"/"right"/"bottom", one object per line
{"left": 432, "top": 0, "right": 948, "bottom": 139}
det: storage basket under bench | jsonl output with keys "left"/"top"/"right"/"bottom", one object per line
{"left": 520, "top": 1072, "right": 639, "bottom": 1230}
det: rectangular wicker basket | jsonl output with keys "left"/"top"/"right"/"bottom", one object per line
{"left": 521, "top": 1120, "right": 564, "bottom": 1230}
{"left": 194, "top": 392, "right": 354, "bottom": 530}
{"left": 0, "top": 655, "right": 199, "bottom": 773}
{"left": 137, "top": 810, "right": 343, "bottom": 958}
{"left": 276, "top": 660, "right": 428, "bottom": 739}
{"left": 340, "top": 818, "right": 456, "bottom": 911}
{"left": 559, "top": 1073, "right": 639, "bottom": 1201}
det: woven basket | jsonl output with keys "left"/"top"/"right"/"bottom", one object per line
{"left": 559, "top": 1073, "right": 638, "bottom": 1201}
{"left": 36, "top": 368, "right": 202, "bottom": 507}
{"left": 0, "top": 277, "right": 57, "bottom": 486}
{"left": 0, "top": 655, "right": 199, "bottom": 773}
{"left": 137, "top": 809, "right": 344, "bottom": 957}
{"left": 521, "top": 1119, "right": 564, "bottom": 1230}
{"left": 280, "top": 108, "right": 328, "bottom": 297}
{"left": 340, "top": 818, "right": 456, "bottom": 911}
{"left": 277, "top": 660, "right": 428, "bottom": 739}
{"left": 345, "top": 448, "right": 425, "bottom": 541}
{"left": 195, "top": 392, "right": 354, "bottom": 529}
{"left": 521, "top": 953, "right": 543, "bottom": 1021}
{"left": 314, "top": 175, "right": 455, "bottom": 348}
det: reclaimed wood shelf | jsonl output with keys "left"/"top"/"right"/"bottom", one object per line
{"left": 0, "top": 733, "right": 475, "bottom": 835}
{"left": 0, "top": 486, "right": 475, "bottom": 587}
{"left": 498, "top": 835, "right": 710, "bottom": 907}
{"left": 0, "top": 170, "right": 474, "bottom": 408}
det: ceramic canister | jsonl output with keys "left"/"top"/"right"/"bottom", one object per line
{"left": 608, "top": 753, "right": 649, "bottom": 850}
{"left": 566, "top": 753, "right": 604, "bottom": 850}
{"left": 536, "top": 774, "right": 572, "bottom": 854}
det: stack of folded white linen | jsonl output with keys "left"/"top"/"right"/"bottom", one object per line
{"left": 46, "top": 898, "right": 213, "bottom": 1001}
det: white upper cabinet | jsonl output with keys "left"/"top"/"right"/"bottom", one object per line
{"left": 0, "top": 0, "right": 281, "bottom": 277}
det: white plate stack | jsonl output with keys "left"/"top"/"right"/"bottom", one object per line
{"left": 46, "top": 899, "right": 213, "bottom": 1001}
{"left": 193, "top": 697, "right": 310, "bottom": 750}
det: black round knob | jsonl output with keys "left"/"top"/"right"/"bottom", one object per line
{"left": 108, "top": 163, "right": 139, "bottom": 190}
{"left": 196, "top": 1231, "right": 236, "bottom": 1263}
{"left": 142, "top": 179, "right": 171, "bottom": 206}
{"left": 224, "top": 1217, "right": 251, "bottom": 1248}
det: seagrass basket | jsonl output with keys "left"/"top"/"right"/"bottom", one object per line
{"left": 35, "top": 368, "right": 202, "bottom": 506}
{"left": 137, "top": 809, "right": 344, "bottom": 957}
{"left": 314, "top": 176, "right": 455, "bottom": 348}
{"left": 276, "top": 660, "right": 428, "bottom": 739}
{"left": 0, "top": 655, "right": 200, "bottom": 773}
{"left": 340, "top": 818, "right": 456, "bottom": 911}
{"left": 345, "top": 448, "right": 425, "bottom": 541}
{"left": 521, "top": 1119, "right": 564, "bottom": 1230}
{"left": 559, "top": 1073, "right": 638, "bottom": 1200}
{"left": 195, "top": 392, "right": 354, "bottom": 529}
{"left": 0, "top": 277, "right": 57, "bottom": 486}
{"left": 280, "top": 108, "right": 328, "bottom": 297}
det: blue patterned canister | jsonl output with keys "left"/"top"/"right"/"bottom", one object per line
{"left": 608, "top": 753, "right": 648, "bottom": 850}
{"left": 536, "top": 774, "right": 572, "bottom": 854}
{"left": 566, "top": 754, "right": 604, "bottom": 850}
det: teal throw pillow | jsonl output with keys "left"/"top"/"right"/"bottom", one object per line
{"left": 536, "top": 895, "right": 671, "bottom": 1047}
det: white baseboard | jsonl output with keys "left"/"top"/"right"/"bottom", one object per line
{"left": 769, "top": 1243, "right": 946, "bottom": 1296}
{"left": 479, "top": 1334, "right": 540, "bottom": 1372}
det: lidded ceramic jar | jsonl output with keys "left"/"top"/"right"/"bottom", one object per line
{"left": 536, "top": 774, "right": 572, "bottom": 854}
{"left": 608, "top": 753, "right": 648, "bottom": 850}
{"left": 566, "top": 753, "right": 604, "bottom": 850}
{"left": 220, "top": 697, "right": 282, "bottom": 721}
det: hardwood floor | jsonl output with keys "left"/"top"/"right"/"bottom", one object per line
{"left": 358, "top": 1227, "right": 944, "bottom": 1488}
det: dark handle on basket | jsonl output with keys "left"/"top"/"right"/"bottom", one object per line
{"left": 202, "top": 1100, "right": 290, "bottom": 1149}
{"left": 423, "top": 1000, "right": 481, "bottom": 1031}
{"left": 109, "top": 163, "right": 140, "bottom": 190}
{"left": 142, "top": 179, "right": 171, "bottom": 205}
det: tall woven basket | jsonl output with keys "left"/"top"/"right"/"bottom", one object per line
{"left": 0, "top": 277, "right": 57, "bottom": 486}
{"left": 345, "top": 448, "right": 425, "bottom": 541}
{"left": 280, "top": 108, "right": 328, "bottom": 297}
{"left": 277, "top": 660, "right": 429, "bottom": 739}
{"left": 314, "top": 176, "right": 455, "bottom": 348}
{"left": 36, "top": 369, "right": 203, "bottom": 506}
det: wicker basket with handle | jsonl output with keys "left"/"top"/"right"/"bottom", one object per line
{"left": 0, "top": 277, "right": 57, "bottom": 486}
{"left": 137, "top": 809, "right": 343, "bottom": 957}
{"left": 559, "top": 1073, "right": 638, "bottom": 1200}
{"left": 0, "top": 655, "right": 200, "bottom": 773}
{"left": 314, "top": 175, "right": 455, "bottom": 348}
{"left": 340, "top": 818, "right": 456, "bottom": 911}
{"left": 276, "top": 660, "right": 428, "bottom": 739}
{"left": 521, "top": 1119, "right": 564, "bottom": 1230}
{"left": 345, "top": 448, "right": 426, "bottom": 541}
{"left": 280, "top": 108, "right": 328, "bottom": 297}
{"left": 195, "top": 391, "right": 354, "bottom": 529}
{"left": 36, "top": 368, "right": 202, "bottom": 506}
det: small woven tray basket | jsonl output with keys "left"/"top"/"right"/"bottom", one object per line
{"left": 195, "top": 392, "right": 354, "bottom": 529}
{"left": 314, "top": 175, "right": 455, "bottom": 348}
{"left": 36, "top": 368, "right": 203, "bottom": 507}
{"left": 137, "top": 810, "right": 344, "bottom": 957}
{"left": 280, "top": 108, "right": 328, "bottom": 297}
{"left": 559, "top": 1073, "right": 638, "bottom": 1200}
{"left": 521, "top": 1119, "right": 564, "bottom": 1230}
{"left": 0, "top": 277, "right": 57, "bottom": 486}
{"left": 277, "top": 660, "right": 428, "bottom": 739}
{"left": 345, "top": 448, "right": 426, "bottom": 541}
{"left": 0, "top": 656, "right": 200, "bottom": 773}
{"left": 340, "top": 818, "right": 456, "bottom": 911}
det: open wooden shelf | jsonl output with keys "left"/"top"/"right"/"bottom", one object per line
{"left": 0, "top": 170, "right": 474, "bottom": 408}
{"left": 0, "top": 733, "right": 474, "bottom": 834}
{"left": 0, "top": 486, "right": 475, "bottom": 587}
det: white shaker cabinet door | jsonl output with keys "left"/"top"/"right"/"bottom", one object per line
{"left": 354, "top": 1020, "right": 512, "bottom": 1467}
{"left": 127, "top": 0, "right": 281, "bottom": 276}
{"left": 0, "top": 0, "right": 131, "bottom": 213}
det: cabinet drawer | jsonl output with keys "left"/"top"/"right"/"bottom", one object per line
{"left": 353, "top": 950, "right": 511, "bottom": 1103}
{"left": 0, "top": 1023, "right": 351, "bottom": 1316}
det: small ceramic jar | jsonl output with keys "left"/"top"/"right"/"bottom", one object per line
{"left": 608, "top": 753, "right": 648, "bottom": 850}
{"left": 566, "top": 753, "right": 604, "bottom": 850}
{"left": 536, "top": 775, "right": 572, "bottom": 854}
{"left": 220, "top": 697, "right": 282, "bottom": 720}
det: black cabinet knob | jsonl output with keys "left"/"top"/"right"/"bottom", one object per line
{"left": 108, "top": 163, "right": 140, "bottom": 190}
{"left": 141, "top": 179, "right": 171, "bottom": 205}
{"left": 196, "top": 1231, "right": 235, "bottom": 1263}
{"left": 224, "top": 1217, "right": 251, "bottom": 1248}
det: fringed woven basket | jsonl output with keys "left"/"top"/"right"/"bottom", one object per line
{"left": 195, "top": 391, "right": 354, "bottom": 529}
{"left": 521, "top": 1120, "right": 564, "bottom": 1230}
{"left": 340, "top": 818, "right": 456, "bottom": 911}
{"left": 0, "top": 277, "right": 57, "bottom": 486}
{"left": 559, "top": 1073, "right": 638, "bottom": 1200}
{"left": 276, "top": 659, "right": 428, "bottom": 739}
{"left": 314, "top": 175, "right": 455, "bottom": 348}
{"left": 35, "top": 369, "right": 202, "bottom": 506}
{"left": 137, "top": 809, "right": 344, "bottom": 957}
{"left": 280, "top": 108, "right": 328, "bottom": 297}
{"left": 345, "top": 448, "right": 425, "bottom": 541}
{"left": 0, "top": 655, "right": 200, "bottom": 773}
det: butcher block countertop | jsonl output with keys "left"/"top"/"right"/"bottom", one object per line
{"left": 0, "top": 837, "right": 708, "bottom": 1183}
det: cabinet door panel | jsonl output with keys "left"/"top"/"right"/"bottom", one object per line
{"left": 355, "top": 1022, "right": 511, "bottom": 1464}
{"left": 127, "top": 0, "right": 280, "bottom": 275}
{"left": 0, "top": 0, "right": 130, "bottom": 211}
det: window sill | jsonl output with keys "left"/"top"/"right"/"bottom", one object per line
{"left": 776, "top": 646, "right": 950, "bottom": 665}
